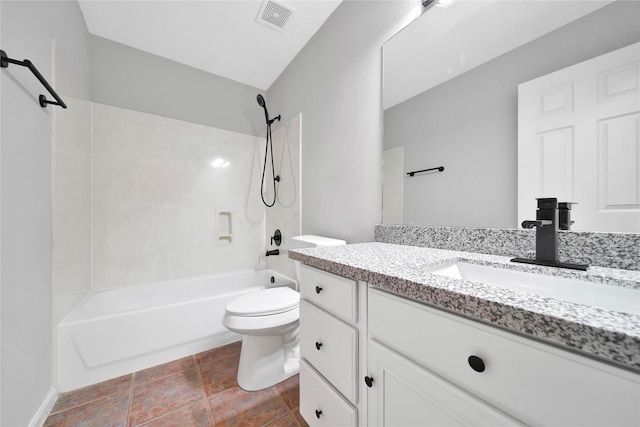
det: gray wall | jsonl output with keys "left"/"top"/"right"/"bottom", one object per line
{"left": 1, "top": 1, "right": 91, "bottom": 425}
{"left": 268, "top": 1, "right": 417, "bottom": 243}
{"left": 384, "top": 1, "right": 640, "bottom": 228}
{"left": 90, "top": 35, "right": 266, "bottom": 137}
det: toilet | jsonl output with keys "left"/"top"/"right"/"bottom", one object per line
{"left": 222, "top": 235, "right": 346, "bottom": 391}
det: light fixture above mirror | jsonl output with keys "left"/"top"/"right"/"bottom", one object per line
{"left": 422, "top": 0, "right": 455, "bottom": 9}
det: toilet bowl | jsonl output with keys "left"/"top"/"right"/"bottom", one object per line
{"left": 222, "top": 235, "right": 346, "bottom": 391}
{"left": 222, "top": 287, "right": 300, "bottom": 391}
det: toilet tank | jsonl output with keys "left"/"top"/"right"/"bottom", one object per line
{"left": 291, "top": 235, "right": 347, "bottom": 279}
{"left": 290, "top": 235, "right": 347, "bottom": 249}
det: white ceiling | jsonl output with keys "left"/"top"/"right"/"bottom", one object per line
{"left": 78, "top": 0, "right": 343, "bottom": 90}
{"left": 383, "top": 0, "right": 615, "bottom": 109}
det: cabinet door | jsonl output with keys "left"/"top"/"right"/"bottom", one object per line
{"left": 367, "top": 340, "right": 523, "bottom": 427}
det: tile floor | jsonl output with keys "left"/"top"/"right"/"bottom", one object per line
{"left": 44, "top": 341, "right": 309, "bottom": 427}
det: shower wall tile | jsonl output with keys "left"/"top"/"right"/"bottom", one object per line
{"left": 53, "top": 97, "right": 92, "bottom": 295}
{"left": 91, "top": 103, "right": 266, "bottom": 289}
{"left": 265, "top": 114, "right": 302, "bottom": 280}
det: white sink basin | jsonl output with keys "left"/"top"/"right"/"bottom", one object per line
{"left": 429, "top": 261, "right": 640, "bottom": 316}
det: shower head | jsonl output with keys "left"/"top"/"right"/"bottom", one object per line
{"left": 256, "top": 94, "right": 280, "bottom": 125}
{"left": 257, "top": 93, "right": 269, "bottom": 124}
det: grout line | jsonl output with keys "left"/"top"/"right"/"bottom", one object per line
{"left": 124, "top": 373, "right": 135, "bottom": 427}
{"left": 132, "top": 356, "right": 197, "bottom": 387}
{"left": 129, "top": 368, "right": 207, "bottom": 427}
{"left": 134, "top": 401, "right": 208, "bottom": 427}
{"left": 194, "top": 354, "right": 216, "bottom": 426}
{"left": 47, "top": 386, "right": 129, "bottom": 417}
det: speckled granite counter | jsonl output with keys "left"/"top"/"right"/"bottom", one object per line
{"left": 289, "top": 242, "right": 640, "bottom": 372}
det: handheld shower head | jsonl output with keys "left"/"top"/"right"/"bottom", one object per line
{"left": 257, "top": 94, "right": 270, "bottom": 124}
{"left": 256, "top": 94, "right": 280, "bottom": 125}
{"left": 256, "top": 93, "right": 282, "bottom": 208}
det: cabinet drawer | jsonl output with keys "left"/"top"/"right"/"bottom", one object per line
{"left": 368, "top": 340, "right": 522, "bottom": 426}
{"left": 299, "top": 265, "right": 357, "bottom": 323}
{"left": 300, "top": 300, "right": 358, "bottom": 403}
{"left": 300, "top": 360, "right": 357, "bottom": 427}
{"left": 368, "top": 288, "right": 640, "bottom": 426}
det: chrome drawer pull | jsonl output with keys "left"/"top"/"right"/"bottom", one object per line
{"left": 315, "top": 409, "right": 322, "bottom": 419}
{"left": 468, "top": 355, "right": 486, "bottom": 372}
{"left": 315, "top": 285, "right": 323, "bottom": 294}
{"left": 315, "top": 341, "right": 323, "bottom": 350}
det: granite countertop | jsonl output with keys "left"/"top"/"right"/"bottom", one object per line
{"left": 289, "top": 242, "right": 640, "bottom": 372}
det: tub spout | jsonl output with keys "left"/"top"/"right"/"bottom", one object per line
{"left": 265, "top": 249, "right": 280, "bottom": 256}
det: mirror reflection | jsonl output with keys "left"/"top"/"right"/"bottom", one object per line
{"left": 382, "top": 0, "right": 640, "bottom": 232}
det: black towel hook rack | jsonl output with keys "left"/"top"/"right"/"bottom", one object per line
{"left": 1, "top": 49, "right": 67, "bottom": 109}
{"left": 407, "top": 166, "right": 444, "bottom": 177}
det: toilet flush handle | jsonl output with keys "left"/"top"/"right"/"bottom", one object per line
{"left": 315, "top": 285, "right": 323, "bottom": 294}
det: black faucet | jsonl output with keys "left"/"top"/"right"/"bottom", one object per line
{"left": 512, "top": 198, "right": 588, "bottom": 271}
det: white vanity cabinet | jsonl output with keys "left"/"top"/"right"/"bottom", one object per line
{"left": 367, "top": 287, "right": 640, "bottom": 426}
{"left": 298, "top": 265, "right": 366, "bottom": 427}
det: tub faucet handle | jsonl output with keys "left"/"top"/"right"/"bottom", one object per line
{"left": 270, "top": 229, "right": 282, "bottom": 246}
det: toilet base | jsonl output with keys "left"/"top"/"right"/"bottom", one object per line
{"left": 236, "top": 327, "right": 300, "bottom": 391}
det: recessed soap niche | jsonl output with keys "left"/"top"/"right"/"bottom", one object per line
{"left": 216, "top": 210, "right": 234, "bottom": 246}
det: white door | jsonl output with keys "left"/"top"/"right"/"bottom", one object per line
{"left": 367, "top": 340, "right": 522, "bottom": 427}
{"left": 518, "top": 42, "right": 640, "bottom": 232}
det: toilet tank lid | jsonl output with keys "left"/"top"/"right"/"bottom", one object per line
{"left": 291, "top": 235, "right": 347, "bottom": 248}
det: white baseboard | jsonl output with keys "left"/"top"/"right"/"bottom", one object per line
{"left": 28, "top": 387, "right": 57, "bottom": 427}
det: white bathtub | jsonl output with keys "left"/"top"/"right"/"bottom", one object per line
{"left": 57, "top": 269, "right": 296, "bottom": 392}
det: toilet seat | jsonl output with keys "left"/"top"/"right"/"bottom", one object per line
{"left": 226, "top": 287, "right": 299, "bottom": 317}
{"left": 223, "top": 286, "right": 300, "bottom": 336}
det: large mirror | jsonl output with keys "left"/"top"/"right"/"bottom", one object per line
{"left": 382, "top": 0, "right": 640, "bottom": 232}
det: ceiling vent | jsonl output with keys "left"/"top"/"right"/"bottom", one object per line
{"left": 257, "top": 0, "right": 295, "bottom": 32}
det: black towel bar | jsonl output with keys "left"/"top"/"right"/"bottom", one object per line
{"left": 407, "top": 166, "right": 444, "bottom": 177}
{"left": 1, "top": 49, "right": 67, "bottom": 109}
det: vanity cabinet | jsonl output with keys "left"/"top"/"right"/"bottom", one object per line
{"left": 298, "top": 265, "right": 365, "bottom": 426}
{"left": 367, "top": 287, "right": 640, "bottom": 426}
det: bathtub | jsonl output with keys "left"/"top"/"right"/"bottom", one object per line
{"left": 57, "top": 269, "right": 296, "bottom": 392}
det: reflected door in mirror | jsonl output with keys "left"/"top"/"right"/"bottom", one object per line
{"left": 518, "top": 42, "right": 640, "bottom": 232}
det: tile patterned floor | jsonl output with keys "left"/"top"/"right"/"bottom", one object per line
{"left": 44, "top": 341, "right": 309, "bottom": 427}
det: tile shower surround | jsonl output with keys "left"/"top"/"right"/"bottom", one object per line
{"left": 44, "top": 342, "right": 308, "bottom": 427}
{"left": 91, "top": 103, "right": 267, "bottom": 289}
{"left": 375, "top": 224, "right": 640, "bottom": 270}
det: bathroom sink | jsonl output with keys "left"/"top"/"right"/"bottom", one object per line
{"left": 429, "top": 261, "right": 640, "bottom": 316}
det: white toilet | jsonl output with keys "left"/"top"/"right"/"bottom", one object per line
{"left": 222, "top": 235, "right": 346, "bottom": 391}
